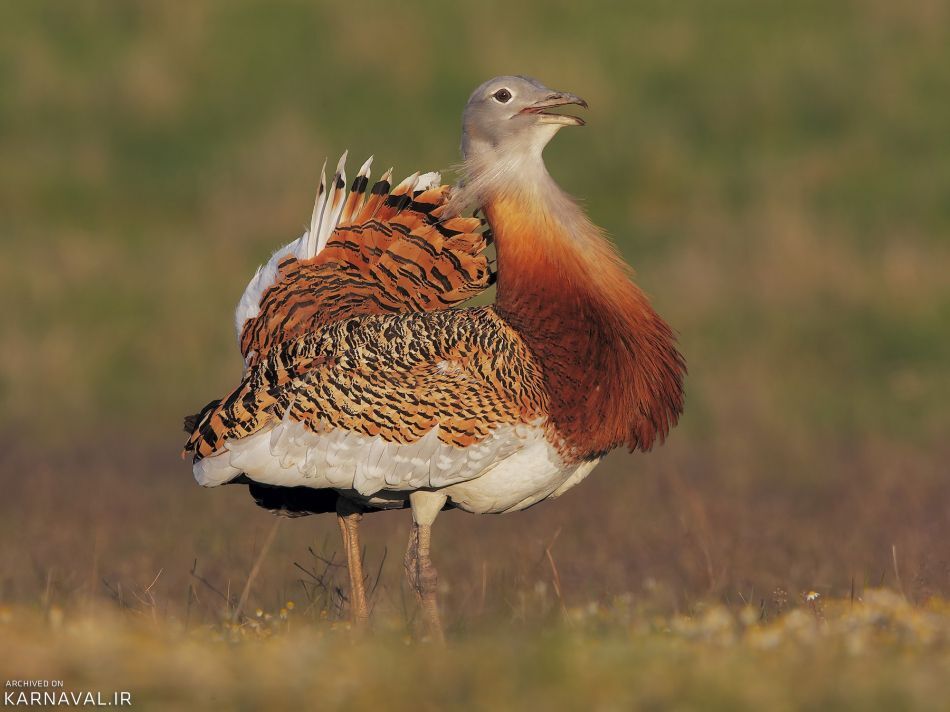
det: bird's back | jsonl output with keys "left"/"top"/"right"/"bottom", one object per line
{"left": 183, "top": 156, "right": 569, "bottom": 505}
{"left": 186, "top": 306, "right": 558, "bottom": 499}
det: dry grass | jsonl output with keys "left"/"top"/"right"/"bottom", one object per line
{"left": 2, "top": 438, "right": 947, "bottom": 628}
{"left": 2, "top": 590, "right": 949, "bottom": 710}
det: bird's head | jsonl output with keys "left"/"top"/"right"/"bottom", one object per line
{"left": 461, "top": 76, "right": 587, "bottom": 161}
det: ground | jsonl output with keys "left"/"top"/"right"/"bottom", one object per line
{"left": 1, "top": 443, "right": 948, "bottom": 709}
{"left": 3, "top": 591, "right": 950, "bottom": 710}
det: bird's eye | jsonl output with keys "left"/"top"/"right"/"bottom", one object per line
{"left": 492, "top": 88, "right": 512, "bottom": 103}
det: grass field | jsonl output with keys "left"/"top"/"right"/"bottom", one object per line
{"left": 3, "top": 591, "right": 950, "bottom": 710}
{"left": 1, "top": 1, "right": 949, "bottom": 709}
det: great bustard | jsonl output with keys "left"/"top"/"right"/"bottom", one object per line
{"left": 184, "top": 76, "right": 685, "bottom": 639}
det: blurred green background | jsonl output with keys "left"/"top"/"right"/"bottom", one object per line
{"left": 1, "top": 0, "right": 948, "bottom": 621}
{"left": 3, "top": 0, "right": 949, "bottom": 449}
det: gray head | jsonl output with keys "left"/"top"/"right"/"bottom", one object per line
{"left": 460, "top": 75, "right": 587, "bottom": 161}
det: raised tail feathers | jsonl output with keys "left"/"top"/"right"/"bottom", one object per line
{"left": 233, "top": 152, "right": 494, "bottom": 366}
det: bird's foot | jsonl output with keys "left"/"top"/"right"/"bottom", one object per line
{"left": 337, "top": 499, "right": 370, "bottom": 628}
{"left": 404, "top": 522, "right": 444, "bottom": 643}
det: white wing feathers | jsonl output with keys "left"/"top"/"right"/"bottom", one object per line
{"left": 310, "top": 151, "right": 348, "bottom": 258}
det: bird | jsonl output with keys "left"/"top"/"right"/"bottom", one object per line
{"left": 183, "top": 75, "right": 686, "bottom": 639}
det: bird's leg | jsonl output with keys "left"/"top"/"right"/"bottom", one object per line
{"left": 336, "top": 498, "right": 369, "bottom": 627}
{"left": 405, "top": 490, "right": 448, "bottom": 642}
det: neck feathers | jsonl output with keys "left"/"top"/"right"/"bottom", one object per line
{"left": 479, "top": 167, "right": 685, "bottom": 460}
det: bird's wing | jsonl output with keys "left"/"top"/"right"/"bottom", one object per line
{"left": 234, "top": 153, "right": 494, "bottom": 367}
{"left": 183, "top": 308, "right": 550, "bottom": 493}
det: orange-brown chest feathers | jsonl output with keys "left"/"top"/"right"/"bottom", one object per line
{"left": 487, "top": 194, "right": 686, "bottom": 460}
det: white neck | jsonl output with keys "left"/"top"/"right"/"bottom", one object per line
{"left": 449, "top": 125, "right": 565, "bottom": 216}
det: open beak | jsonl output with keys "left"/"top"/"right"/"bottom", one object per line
{"left": 519, "top": 91, "right": 589, "bottom": 126}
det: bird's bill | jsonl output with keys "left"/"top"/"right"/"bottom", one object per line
{"left": 519, "top": 92, "right": 588, "bottom": 126}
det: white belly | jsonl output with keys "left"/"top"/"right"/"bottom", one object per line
{"left": 193, "top": 421, "right": 600, "bottom": 514}
{"left": 442, "top": 444, "right": 600, "bottom": 513}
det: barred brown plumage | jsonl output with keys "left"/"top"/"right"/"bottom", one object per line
{"left": 186, "top": 308, "right": 548, "bottom": 460}
{"left": 183, "top": 75, "right": 685, "bottom": 638}
{"left": 237, "top": 183, "right": 492, "bottom": 366}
